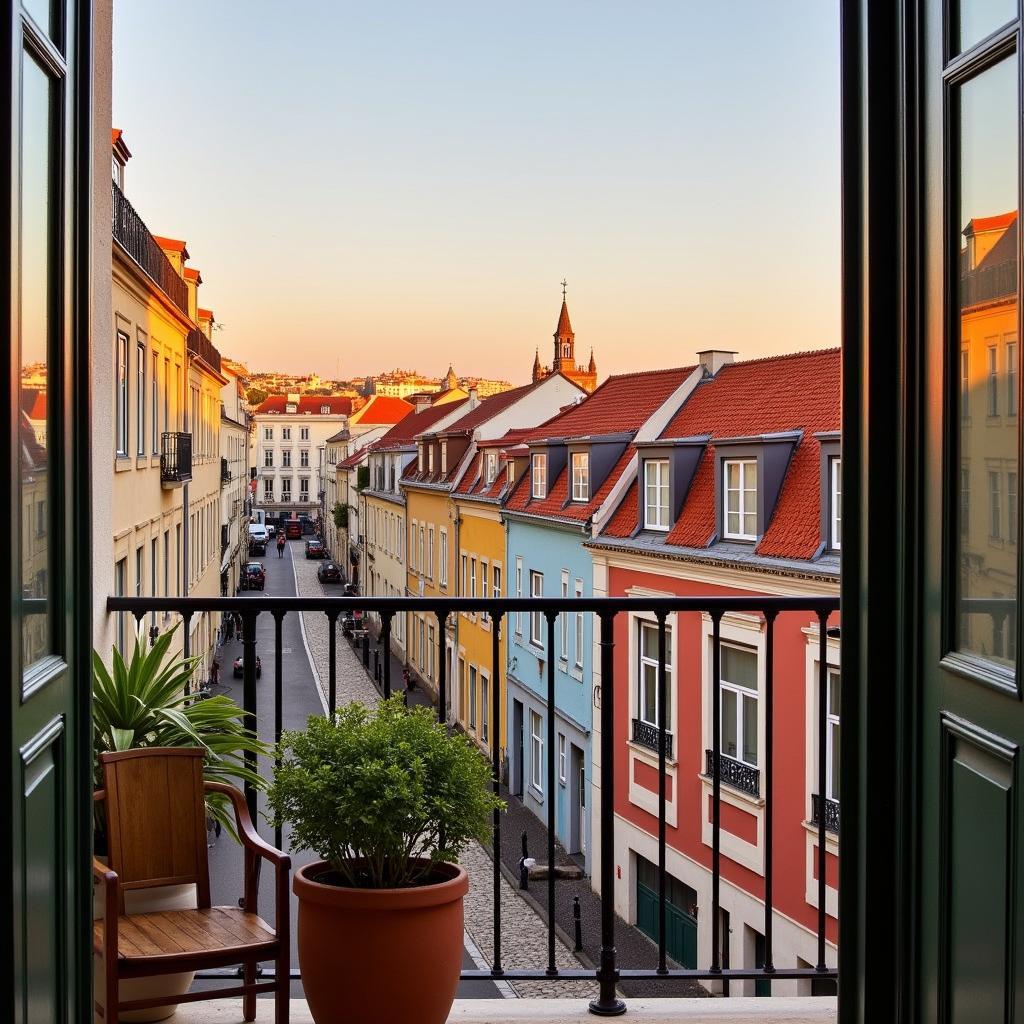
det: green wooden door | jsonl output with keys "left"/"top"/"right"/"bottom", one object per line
{"left": 636, "top": 879, "right": 697, "bottom": 969}
{"left": 919, "top": 3, "right": 1024, "bottom": 1020}
{"left": 5, "top": 1, "right": 92, "bottom": 1021}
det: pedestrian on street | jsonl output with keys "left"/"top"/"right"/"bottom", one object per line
{"left": 404, "top": 666, "right": 415, "bottom": 693}
{"left": 210, "top": 659, "right": 220, "bottom": 688}
{"left": 277, "top": 533, "right": 286, "bottom": 558}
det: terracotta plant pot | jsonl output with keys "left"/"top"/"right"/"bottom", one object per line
{"left": 294, "top": 858, "right": 469, "bottom": 1024}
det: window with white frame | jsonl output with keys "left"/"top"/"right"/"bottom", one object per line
{"left": 263, "top": 478, "right": 274, "bottom": 502}
{"left": 480, "top": 561, "right": 489, "bottom": 622}
{"left": 988, "top": 344, "right": 999, "bottom": 416}
{"left": 961, "top": 348, "right": 970, "bottom": 420}
{"left": 492, "top": 564, "right": 501, "bottom": 602}
{"left": 481, "top": 672, "right": 489, "bottom": 744}
{"left": 830, "top": 457, "right": 842, "bottom": 550}
{"left": 530, "top": 710, "right": 543, "bottom": 794}
{"left": 282, "top": 427, "right": 291, "bottom": 440}
{"left": 719, "top": 643, "right": 759, "bottom": 767}
{"left": 136, "top": 341, "right": 146, "bottom": 455}
{"left": 299, "top": 478, "right": 309, "bottom": 501}
{"left": 116, "top": 331, "right": 129, "bottom": 455}
{"left": 320, "top": 405, "right": 329, "bottom": 415}
{"left": 485, "top": 451, "right": 497, "bottom": 485}
{"left": 571, "top": 452, "right": 589, "bottom": 501}
{"left": 151, "top": 354, "right": 159, "bottom": 454}
{"left": 428, "top": 527, "right": 435, "bottom": 579}
{"left": 532, "top": 453, "right": 547, "bottom": 499}
{"left": 574, "top": 579, "right": 584, "bottom": 668}
{"left": 300, "top": 449, "right": 309, "bottom": 467}
{"left": 461, "top": 553, "right": 468, "bottom": 597}
{"left": 264, "top": 426, "right": 273, "bottom": 441}
{"left": 558, "top": 733, "right": 567, "bottom": 783}
{"left": 1011, "top": 472, "right": 1018, "bottom": 546}
{"left": 530, "top": 571, "right": 544, "bottom": 646}
{"left": 515, "top": 557, "right": 523, "bottom": 636}
{"left": 1009, "top": 340, "right": 1018, "bottom": 414}
{"left": 282, "top": 449, "right": 292, "bottom": 468}
{"left": 470, "top": 556, "right": 477, "bottom": 601}
{"left": 301, "top": 426, "right": 309, "bottom": 440}
{"left": 644, "top": 459, "right": 670, "bottom": 530}
{"left": 410, "top": 521, "right": 418, "bottom": 571}
{"left": 560, "top": 570, "right": 569, "bottom": 659}
{"left": 637, "top": 620, "right": 672, "bottom": 727}
{"left": 439, "top": 529, "right": 448, "bottom": 587}
{"left": 264, "top": 448, "right": 274, "bottom": 467}
{"left": 427, "top": 621, "right": 435, "bottom": 680}
{"left": 826, "top": 668, "right": 840, "bottom": 803}
{"left": 990, "top": 470, "right": 1002, "bottom": 539}
{"left": 440, "top": 441, "right": 447, "bottom": 474}
{"left": 281, "top": 477, "right": 292, "bottom": 502}
{"left": 419, "top": 526, "right": 425, "bottom": 572}
{"left": 469, "top": 665, "right": 477, "bottom": 730}
{"left": 723, "top": 458, "right": 758, "bottom": 540}
{"left": 428, "top": 446, "right": 434, "bottom": 473}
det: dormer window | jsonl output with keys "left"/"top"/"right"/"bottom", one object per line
{"left": 428, "top": 445, "right": 435, "bottom": 473}
{"left": 507, "top": 461, "right": 514, "bottom": 487}
{"left": 286, "top": 403, "right": 297, "bottom": 414}
{"left": 417, "top": 443, "right": 424, "bottom": 473}
{"left": 723, "top": 459, "right": 758, "bottom": 540}
{"left": 571, "top": 452, "right": 589, "bottom": 502}
{"left": 485, "top": 452, "right": 497, "bottom": 485}
{"left": 830, "top": 457, "right": 842, "bottom": 550}
{"left": 644, "top": 459, "right": 670, "bottom": 530}
{"left": 532, "top": 453, "right": 547, "bottom": 499}
{"left": 320, "top": 404, "right": 330, "bottom": 414}
{"left": 441, "top": 441, "right": 447, "bottom": 474}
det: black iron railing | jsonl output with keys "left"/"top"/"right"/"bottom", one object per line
{"left": 221, "top": 456, "right": 231, "bottom": 482}
{"left": 160, "top": 431, "right": 192, "bottom": 484}
{"left": 187, "top": 327, "right": 223, "bottom": 375}
{"left": 111, "top": 182, "right": 189, "bottom": 314}
{"left": 632, "top": 718, "right": 674, "bottom": 760}
{"left": 960, "top": 257, "right": 1017, "bottom": 307}
{"left": 704, "top": 749, "right": 760, "bottom": 799}
{"left": 811, "top": 793, "right": 840, "bottom": 835}
{"left": 107, "top": 594, "right": 840, "bottom": 1010}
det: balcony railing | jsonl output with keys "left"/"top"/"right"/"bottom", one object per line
{"left": 221, "top": 456, "right": 231, "bottom": 483}
{"left": 631, "top": 717, "right": 674, "bottom": 760}
{"left": 705, "top": 749, "right": 760, "bottom": 799}
{"left": 111, "top": 182, "right": 189, "bottom": 314}
{"left": 160, "top": 431, "right": 192, "bottom": 486}
{"left": 107, "top": 593, "right": 839, "bottom": 1012}
{"left": 187, "top": 327, "right": 223, "bottom": 375}
{"left": 811, "top": 793, "right": 840, "bottom": 836}
{"left": 960, "top": 257, "right": 1017, "bottom": 307}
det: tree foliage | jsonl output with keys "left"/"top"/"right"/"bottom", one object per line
{"left": 332, "top": 501, "right": 348, "bottom": 529}
{"left": 268, "top": 697, "right": 503, "bottom": 888}
{"left": 246, "top": 386, "right": 268, "bottom": 407}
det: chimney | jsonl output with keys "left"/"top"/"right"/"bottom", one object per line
{"left": 697, "top": 350, "right": 738, "bottom": 377}
{"left": 468, "top": 387, "right": 479, "bottom": 408}
{"left": 414, "top": 395, "right": 432, "bottom": 413}
{"left": 287, "top": 393, "right": 300, "bottom": 404}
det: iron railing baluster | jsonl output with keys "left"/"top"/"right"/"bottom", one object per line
{"left": 656, "top": 611, "right": 668, "bottom": 976}
{"left": 273, "top": 611, "right": 284, "bottom": 852}
{"left": 491, "top": 613, "right": 504, "bottom": 976}
{"left": 241, "top": 610, "right": 259, "bottom": 826}
{"left": 546, "top": 611, "right": 557, "bottom": 977}
{"left": 381, "top": 612, "right": 392, "bottom": 698}
{"left": 817, "top": 609, "right": 829, "bottom": 972}
{"left": 711, "top": 610, "right": 722, "bottom": 976}
{"left": 437, "top": 611, "right": 447, "bottom": 725}
{"left": 764, "top": 609, "right": 777, "bottom": 982}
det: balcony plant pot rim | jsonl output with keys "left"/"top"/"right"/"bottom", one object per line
{"left": 293, "top": 857, "right": 468, "bottom": 1024}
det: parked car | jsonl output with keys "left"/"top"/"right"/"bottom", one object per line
{"left": 240, "top": 562, "right": 266, "bottom": 591}
{"left": 317, "top": 561, "right": 343, "bottom": 584}
{"left": 266, "top": 524, "right": 276, "bottom": 537}
{"left": 285, "top": 520, "right": 302, "bottom": 539}
{"left": 233, "top": 654, "right": 262, "bottom": 679}
{"left": 305, "top": 539, "right": 326, "bottom": 559}
{"left": 249, "top": 536, "right": 267, "bottom": 556}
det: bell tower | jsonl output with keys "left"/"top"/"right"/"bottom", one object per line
{"left": 553, "top": 278, "right": 576, "bottom": 372}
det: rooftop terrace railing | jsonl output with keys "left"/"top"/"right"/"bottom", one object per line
{"left": 107, "top": 593, "right": 840, "bottom": 1013}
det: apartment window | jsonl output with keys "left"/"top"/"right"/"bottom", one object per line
{"left": 480, "top": 561, "right": 489, "bottom": 621}
{"left": 135, "top": 546, "right": 144, "bottom": 603}
{"left": 530, "top": 710, "right": 544, "bottom": 794}
{"left": 281, "top": 478, "right": 292, "bottom": 503}
{"left": 830, "top": 457, "right": 842, "bottom": 550}
{"left": 419, "top": 527, "right": 425, "bottom": 573}
{"left": 961, "top": 466, "right": 971, "bottom": 535}
{"left": 481, "top": 672, "right": 489, "bottom": 745}
{"left": 493, "top": 564, "right": 502, "bottom": 602}
{"left": 560, "top": 569, "right": 569, "bottom": 659}
{"left": 320, "top": 404, "right": 330, "bottom": 414}
{"left": 515, "top": 557, "right": 524, "bottom": 636}
{"left": 115, "top": 558, "right": 127, "bottom": 655}
{"left": 300, "top": 449, "right": 309, "bottom": 467}
{"left": 417, "top": 444, "right": 424, "bottom": 473}
{"left": 176, "top": 524, "right": 181, "bottom": 596}
{"left": 163, "top": 357, "right": 170, "bottom": 438}
{"left": 961, "top": 349, "right": 970, "bottom": 419}
{"left": 571, "top": 452, "right": 589, "bottom": 501}
{"left": 469, "top": 665, "right": 477, "bottom": 730}
{"left": 149, "top": 538, "right": 158, "bottom": 626}
{"left": 530, "top": 571, "right": 544, "bottom": 646}
{"left": 151, "top": 354, "right": 159, "bottom": 454}
{"left": 264, "top": 448, "right": 274, "bottom": 467}
{"left": 720, "top": 643, "right": 759, "bottom": 768}
{"left": 1010, "top": 472, "right": 1019, "bottom": 546}
{"left": 723, "top": 458, "right": 758, "bottom": 540}
{"left": 282, "top": 427, "right": 291, "bottom": 440}
{"left": 299, "top": 478, "right": 309, "bottom": 502}
{"left": 531, "top": 453, "right": 547, "bottom": 499}
{"left": 439, "top": 530, "right": 448, "bottom": 587}
{"left": 163, "top": 530, "right": 170, "bottom": 607}
{"left": 282, "top": 449, "right": 292, "bottom": 468}
{"left": 574, "top": 579, "right": 584, "bottom": 669}
{"left": 826, "top": 668, "right": 840, "bottom": 802}
{"left": 1009, "top": 341, "right": 1018, "bottom": 414}
{"left": 428, "top": 446, "right": 435, "bottom": 474}
{"left": 264, "top": 427, "right": 273, "bottom": 441}
{"left": 441, "top": 441, "right": 447, "bottom": 474}
{"left": 485, "top": 451, "right": 497, "bottom": 485}
{"left": 558, "top": 733, "right": 567, "bottom": 784}
{"left": 990, "top": 470, "right": 1002, "bottom": 539}
{"left": 135, "top": 342, "right": 145, "bottom": 454}
{"left": 470, "top": 556, "right": 477, "bottom": 600}
{"left": 116, "top": 331, "right": 129, "bottom": 455}
{"left": 301, "top": 427, "right": 309, "bottom": 440}
{"left": 637, "top": 620, "right": 672, "bottom": 727}
{"left": 988, "top": 345, "right": 999, "bottom": 415}
{"left": 644, "top": 459, "right": 670, "bottom": 530}
{"left": 427, "top": 621, "right": 436, "bottom": 680}
{"left": 263, "top": 478, "right": 274, "bottom": 502}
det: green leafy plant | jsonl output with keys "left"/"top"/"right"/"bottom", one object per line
{"left": 332, "top": 501, "right": 348, "bottom": 529}
{"left": 356, "top": 465, "right": 370, "bottom": 491}
{"left": 92, "top": 624, "right": 269, "bottom": 834}
{"left": 269, "top": 696, "right": 504, "bottom": 888}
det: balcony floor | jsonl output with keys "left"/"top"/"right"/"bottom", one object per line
{"left": 178, "top": 996, "right": 837, "bottom": 1023}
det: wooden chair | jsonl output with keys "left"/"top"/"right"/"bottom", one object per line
{"left": 92, "top": 747, "right": 290, "bottom": 1024}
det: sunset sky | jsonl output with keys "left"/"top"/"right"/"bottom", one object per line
{"left": 113, "top": 2, "right": 841, "bottom": 383}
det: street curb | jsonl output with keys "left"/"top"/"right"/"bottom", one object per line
{"left": 288, "top": 546, "right": 329, "bottom": 715}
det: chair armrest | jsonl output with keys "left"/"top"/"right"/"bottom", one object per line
{"left": 205, "top": 781, "right": 290, "bottom": 869}
{"left": 92, "top": 856, "right": 117, "bottom": 887}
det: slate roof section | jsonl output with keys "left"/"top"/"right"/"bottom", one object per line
{"left": 254, "top": 395, "right": 354, "bottom": 415}
{"left": 370, "top": 398, "right": 471, "bottom": 452}
{"left": 600, "top": 348, "right": 841, "bottom": 562}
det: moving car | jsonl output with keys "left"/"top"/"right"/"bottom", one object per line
{"left": 317, "top": 561, "right": 343, "bottom": 584}
{"left": 240, "top": 562, "right": 266, "bottom": 591}
{"left": 305, "top": 539, "right": 326, "bottom": 559}
{"left": 233, "top": 654, "right": 262, "bottom": 679}
{"left": 248, "top": 523, "right": 268, "bottom": 555}
{"left": 285, "top": 520, "right": 302, "bottom": 539}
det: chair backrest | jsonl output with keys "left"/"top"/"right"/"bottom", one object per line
{"left": 100, "top": 747, "right": 211, "bottom": 910}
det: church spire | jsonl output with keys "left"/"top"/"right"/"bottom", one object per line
{"left": 588, "top": 348, "right": 596, "bottom": 373}
{"left": 553, "top": 281, "right": 575, "bottom": 369}
{"left": 444, "top": 364, "right": 458, "bottom": 390}
{"left": 532, "top": 347, "right": 542, "bottom": 382}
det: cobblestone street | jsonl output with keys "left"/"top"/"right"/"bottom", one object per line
{"left": 289, "top": 549, "right": 596, "bottom": 998}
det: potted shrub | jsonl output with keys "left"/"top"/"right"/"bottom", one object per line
{"left": 269, "top": 696, "right": 503, "bottom": 1024}
{"left": 92, "top": 624, "right": 268, "bottom": 1022}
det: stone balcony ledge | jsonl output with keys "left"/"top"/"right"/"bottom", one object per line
{"left": 179, "top": 996, "right": 837, "bottom": 1023}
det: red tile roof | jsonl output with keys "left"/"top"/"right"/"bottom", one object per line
{"left": 254, "top": 395, "right": 354, "bottom": 415}
{"left": 965, "top": 211, "right": 1018, "bottom": 234}
{"left": 435, "top": 382, "right": 538, "bottom": 434}
{"left": 371, "top": 398, "right": 471, "bottom": 451}
{"left": 602, "top": 349, "right": 841, "bottom": 560}
{"left": 153, "top": 235, "right": 188, "bottom": 255}
{"left": 198, "top": 307, "right": 214, "bottom": 320}
{"left": 183, "top": 267, "right": 201, "bottom": 282}
{"left": 350, "top": 395, "right": 413, "bottom": 426}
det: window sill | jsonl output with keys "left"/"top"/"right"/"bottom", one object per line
{"left": 115, "top": 457, "right": 132, "bottom": 473}
{"left": 801, "top": 816, "right": 839, "bottom": 851}
{"left": 628, "top": 739, "right": 678, "bottom": 769}
{"left": 699, "top": 771, "right": 765, "bottom": 810}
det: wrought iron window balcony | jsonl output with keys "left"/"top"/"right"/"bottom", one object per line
{"left": 811, "top": 793, "right": 840, "bottom": 835}
{"left": 631, "top": 718, "right": 674, "bottom": 759}
{"left": 221, "top": 456, "right": 231, "bottom": 483}
{"left": 187, "top": 326, "right": 223, "bottom": 375}
{"left": 108, "top": 593, "right": 839, "bottom": 1013}
{"left": 160, "top": 431, "right": 192, "bottom": 487}
{"left": 705, "top": 749, "right": 760, "bottom": 798}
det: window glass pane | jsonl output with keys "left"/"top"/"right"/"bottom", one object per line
{"left": 23, "top": 0, "right": 58, "bottom": 42}
{"left": 726, "top": 511, "right": 740, "bottom": 535}
{"left": 641, "top": 622, "right": 659, "bottom": 659}
{"left": 742, "top": 693, "right": 758, "bottom": 764}
{"left": 829, "top": 722, "right": 841, "bottom": 800}
{"left": 957, "top": 0, "right": 1017, "bottom": 53}
{"left": 19, "top": 52, "right": 56, "bottom": 668}
{"left": 642, "top": 662, "right": 657, "bottom": 722}
{"left": 829, "top": 670, "right": 841, "bottom": 716}
{"left": 722, "top": 689, "right": 738, "bottom": 758}
{"left": 722, "top": 644, "right": 757, "bottom": 689}
{"left": 957, "top": 55, "right": 1018, "bottom": 669}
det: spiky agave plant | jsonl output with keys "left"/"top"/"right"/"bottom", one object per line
{"left": 92, "top": 623, "right": 269, "bottom": 837}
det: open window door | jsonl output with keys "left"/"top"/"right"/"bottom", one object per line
{"left": 3, "top": 0, "right": 93, "bottom": 1020}
{"left": 846, "top": 1, "right": 1024, "bottom": 1020}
